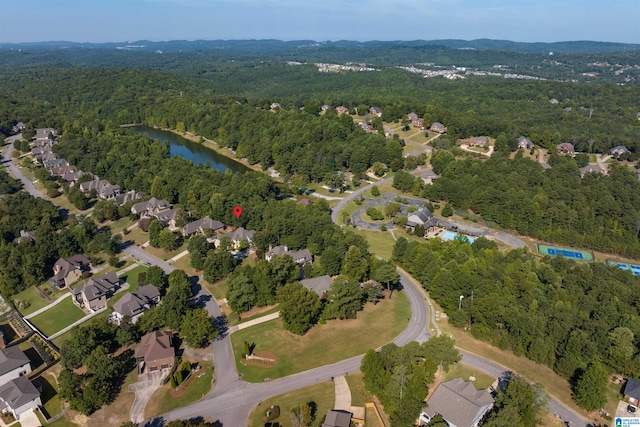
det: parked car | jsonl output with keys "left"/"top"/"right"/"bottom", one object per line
{"left": 628, "top": 404, "right": 637, "bottom": 414}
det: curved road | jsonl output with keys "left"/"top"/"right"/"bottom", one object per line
{"left": 3, "top": 140, "right": 584, "bottom": 426}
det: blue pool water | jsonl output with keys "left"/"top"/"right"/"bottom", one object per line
{"left": 441, "top": 231, "right": 476, "bottom": 243}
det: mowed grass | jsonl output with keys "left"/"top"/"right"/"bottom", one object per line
{"left": 443, "top": 363, "right": 496, "bottom": 390}
{"left": 144, "top": 242, "right": 187, "bottom": 261}
{"left": 144, "top": 364, "right": 214, "bottom": 419}
{"left": 247, "top": 380, "right": 334, "bottom": 427}
{"left": 12, "top": 286, "right": 50, "bottom": 316}
{"left": 232, "top": 293, "right": 411, "bottom": 382}
{"left": 352, "top": 229, "right": 396, "bottom": 260}
{"left": 29, "top": 297, "right": 84, "bottom": 337}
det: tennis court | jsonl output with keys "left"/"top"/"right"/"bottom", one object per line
{"left": 607, "top": 260, "right": 640, "bottom": 276}
{"left": 538, "top": 244, "right": 594, "bottom": 262}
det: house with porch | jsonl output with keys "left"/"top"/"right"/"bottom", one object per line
{"left": 71, "top": 271, "right": 120, "bottom": 313}
{"left": 419, "top": 378, "right": 494, "bottom": 427}
{"left": 135, "top": 331, "right": 175, "bottom": 374}
{"left": 112, "top": 284, "right": 161, "bottom": 325}
{"left": 51, "top": 254, "right": 91, "bottom": 287}
{"left": 182, "top": 216, "right": 225, "bottom": 237}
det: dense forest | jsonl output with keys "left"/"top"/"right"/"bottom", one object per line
{"left": 424, "top": 154, "right": 640, "bottom": 257}
{"left": 393, "top": 236, "right": 640, "bottom": 408}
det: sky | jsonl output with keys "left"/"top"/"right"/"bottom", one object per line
{"left": 0, "top": 0, "right": 638, "bottom": 44}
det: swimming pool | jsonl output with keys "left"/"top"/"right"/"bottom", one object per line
{"left": 441, "top": 231, "right": 476, "bottom": 243}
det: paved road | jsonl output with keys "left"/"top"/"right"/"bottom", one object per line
{"left": 2, "top": 141, "right": 46, "bottom": 199}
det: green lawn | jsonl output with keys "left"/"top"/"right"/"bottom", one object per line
{"left": 108, "top": 217, "right": 135, "bottom": 234}
{"left": 38, "top": 373, "right": 63, "bottom": 419}
{"left": 11, "top": 286, "right": 50, "bottom": 316}
{"left": 203, "top": 278, "right": 228, "bottom": 300}
{"left": 231, "top": 292, "right": 411, "bottom": 382}
{"left": 29, "top": 298, "right": 84, "bottom": 337}
{"left": 247, "top": 380, "right": 334, "bottom": 427}
{"left": 144, "top": 242, "right": 188, "bottom": 261}
{"left": 123, "top": 227, "right": 149, "bottom": 246}
{"left": 340, "top": 200, "right": 362, "bottom": 225}
{"left": 443, "top": 362, "right": 496, "bottom": 390}
{"left": 144, "top": 364, "right": 213, "bottom": 418}
{"left": 352, "top": 229, "right": 396, "bottom": 260}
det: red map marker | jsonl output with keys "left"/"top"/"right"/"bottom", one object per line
{"left": 233, "top": 205, "right": 243, "bottom": 219}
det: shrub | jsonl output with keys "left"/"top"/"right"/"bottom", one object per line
{"left": 265, "top": 405, "right": 280, "bottom": 422}
{"left": 366, "top": 207, "right": 384, "bottom": 221}
{"left": 371, "top": 185, "right": 380, "bottom": 197}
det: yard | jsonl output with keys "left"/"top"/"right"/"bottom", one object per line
{"left": 144, "top": 364, "right": 214, "bottom": 419}
{"left": 144, "top": 242, "right": 188, "bottom": 261}
{"left": 11, "top": 286, "right": 51, "bottom": 316}
{"left": 29, "top": 297, "right": 84, "bottom": 337}
{"left": 247, "top": 380, "right": 334, "bottom": 427}
{"left": 231, "top": 292, "right": 411, "bottom": 382}
{"left": 442, "top": 362, "right": 496, "bottom": 390}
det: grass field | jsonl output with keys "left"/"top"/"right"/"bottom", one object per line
{"left": 38, "top": 372, "right": 63, "bottom": 420}
{"left": 352, "top": 229, "right": 396, "bottom": 260}
{"left": 144, "top": 243, "right": 187, "bottom": 261}
{"left": 29, "top": 297, "right": 84, "bottom": 337}
{"left": 247, "top": 380, "right": 334, "bottom": 427}
{"left": 443, "top": 363, "right": 496, "bottom": 390}
{"left": 12, "top": 286, "right": 51, "bottom": 316}
{"left": 123, "top": 227, "right": 149, "bottom": 246}
{"left": 144, "top": 364, "right": 213, "bottom": 419}
{"left": 203, "top": 278, "right": 228, "bottom": 300}
{"left": 231, "top": 293, "right": 411, "bottom": 383}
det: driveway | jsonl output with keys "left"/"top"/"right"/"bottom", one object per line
{"left": 129, "top": 370, "right": 168, "bottom": 423}
{"left": 2, "top": 142, "right": 46, "bottom": 200}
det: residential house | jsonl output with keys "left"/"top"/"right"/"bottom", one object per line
{"left": 468, "top": 136, "right": 489, "bottom": 148}
{"left": 556, "top": 142, "right": 575, "bottom": 155}
{"left": 321, "top": 410, "right": 352, "bottom": 427}
{"left": 407, "top": 112, "right": 419, "bottom": 121}
{"left": 50, "top": 164, "right": 78, "bottom": 178}
{"left": 407, "top": 208, "right": 439, "bottom": 233}
{"left": 79, "top": 178, "right": 121, "bottom": 200}
{"left": 12, "top": 230, "right": 35, "bottom": 245}
{"left": 182, "top": 216, "right": 225, "bottom": 237}
{"left": 114, "top": 190, "right": 145, "bottom": 206}
{"left": 11, "top": 122, "right": 25, "bottom": 134}
{"left": 35, "top": 128, "right": 57, "bottom": 140}
{"left": 610, "top": 145, "right": 631, "bottom": 157}
{"left": 579, "top": 164, "right": 604, "bottom": 177}
{"left": 300, "top": 275, "right": 332, "bottom": 298}
{"left": 420, "top": 170, "right": 439, "bottom": 185}
{"left": 321, "top": 105, "right": 331, "bottom": 112}
{"left": 412, "top": 118, "right": 425, "bottom": 129}
{"left": 39, "top": 152, "right": 58, "bottom": 165}
{"left": 336, "top": 106, "right": 349, "bottom": 114}
{"left": 51, "top": 254, "right": 91, "bottom": 287}
{"left": 214, "top": 227, "right": 256, "bottom": 249}
{"left": 0, "top": 376, "right": 41, "bottom": 421}
{"left": 62, "top": 170, "right": 85, "bottom": 186}
{"left": 624, "top": 378, "right": 640, "bottom": 405}
{"left": 135, "top": 331, "right": 175, "bottom": 374}
{"left": 155, "top": 208, "right": 181, "bottom": 229}
{"left": 71, "top": 271, "right": 120, "bottom": 313}
{"left": 112, "top": 285, "right": 161, "bottom": 325}
{"left": 563, "top": 107, "right": 573, "bottom": 112}
{"left": 369, "top": 106, "right": 382, "bottom": 117}
{"left": 0, "top": 347, "right": 31, "bottom": 386}
{"left": 43, "top": 158, "right": 67, "bottom": 171}
{"left": 419, "top": 378, "right": 494, "bottom": 427}
{"left": 130, "top": 197, "right": 171, "bottom": 217}
{"left": 265, "top": 245, "right": 313, "bottom": 265}
{"left": 517, "top": 136, "right": 534, "bottom": 149}
{"left": 549, "top": 98, "right": 559, "bottom": 104}
{"left": 270, "top": 102, "right": 282, "bottom": 110}
{"left": 430, "top": 122, "right": 447, "bottom": 134}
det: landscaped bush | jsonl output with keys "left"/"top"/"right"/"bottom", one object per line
{"left": 264, "top": 405, "right": 280, "bottom": 422}
{"left": 366, "top": 207, "right": 384, "bottom": 221}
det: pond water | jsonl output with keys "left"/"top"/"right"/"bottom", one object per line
{"left": 132, "top": 126, "right": 250, "bottom": 174}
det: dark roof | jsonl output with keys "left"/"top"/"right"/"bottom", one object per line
{"left": 322, "top": 410, "right": 352, "bottom": 427}
{"left": 53, "top": 254, "right": 90, "bottom": 282}
{"left": 72, "top": 271, "right": 119, "bottom": 301}
{"left": 135, "top": 331, "right": 174, "bottom": 362}
{"left": 131, "top": 197, "right": 171, "bottom": 215}
{"left": 625, "top": 378, "right": 640, "bottom": 400}
{"left": 300, "top": 276, "right": 332, "bottom": 296}
{"left": 0, "top": 347, "right": 30, "bottom": 377}
{"left": 222, "top": 227, "right": 255, "bottom": 242}
{"left": 136, "top": 284, "right": 161, "bottom": 300}
{"left": 114, "top": 190, "right": 145, "bottom": 206}
{"left": 0, "top": 376, "right": 39, "bottom": 411}
{"left": 423, "top": 378, "right": 494, "bottom": 427}
{"left": 113, "top": 284, "right": 160, "bottom": 317}
{"left": 182, "top": 216, "right": 225, "bottom": 236}
{"left": 409, "top": 207, "right": 434, "bottom": 225}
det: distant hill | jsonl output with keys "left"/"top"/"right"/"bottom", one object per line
{"left": 1, "top": 38, "right": 639, "bottom": 54}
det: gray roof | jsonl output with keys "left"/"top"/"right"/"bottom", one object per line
{"left": 72, "top": 271, "right": 119, "bottom": 300}
{"left": 0, "top": 347, "right": 30, "bottom": 377}
{"left": 114, "top": 190, "right": 145, "bottom": 206}
{"left": 53, "top": 254, "right": 90, "bottom": 282}
{"left": 0, "top": 376, "right": 39, "bottom": 411}
{"left": 155, "top": 208, "right": 180, "bottom": 224}
{"left": 408, "top": 207, "right": 434, "bottom": 225}
{"left": 610, "top": 145, "right": 630, "bottom": 155}
{"left": 322, "top": 410, "right": 352, "bottom": 427}
{"left": 131, "top": 197, "right": 171, "bottom": 215}
{"left": 13, "top": 230, "right": 35, "bottom": 244}
{"left": 300, "top": 275, "right": 332, "bottom": 296}
{"left": 625, "top": 378, "right": 640, "bottom": 399}
{"left": 182, "top": 216, "right": 225, "bottom": 236}
{"left": 579, "top": 164, "right": 603, "bottom": 176}
{"left": 223, "top": 227, "right": 255, "bottom": 243}
{"left": 518, "top": 136, "right": 534, "bottom": 148}
{"left": 423, "top": 378, "right": 494, "bottom": 427}
{"left": 113, "top": 285, "right": 160, "bottom": 317}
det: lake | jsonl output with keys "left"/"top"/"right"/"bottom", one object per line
{"left": 132, "top": 126, "right": 251, "bottom": 174}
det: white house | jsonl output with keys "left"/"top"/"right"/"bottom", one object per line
{"left": 0, "top": 347, "right": 31, "bottom": 386}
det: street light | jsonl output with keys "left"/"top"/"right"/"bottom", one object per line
{"left": 459, "top": 295, "right": 464, "bottom": 310}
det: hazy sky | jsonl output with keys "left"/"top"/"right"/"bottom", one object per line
{"left": 1, "top": 0, "right": 638, "bottom": 44}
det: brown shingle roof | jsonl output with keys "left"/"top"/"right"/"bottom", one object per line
{"left": 135, "top": 331, "right": 174, "bottom": 362}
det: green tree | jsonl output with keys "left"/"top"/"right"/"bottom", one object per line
{"left": 158, "top": 228, "right": 178, "bottom": 251}
{"left": 181, "top": 308, "right": 218, "bottom": 348}
{"left": 485, "top": 376, "right": 548, "bottom": 427}
{"left": 371, "top": 185, "right": 381, "bottom": 197}
{"left": 148, "top": 219, "right": 164, "bottom": 248}
{"left": 341, "top": 245, "right": 369, "bottom": 281}
{"left": 278, "top": 282, "right": 322, "bottom": 335}
{"left": 372, "top": 261, "right": 399, "bottom": 299}
{"left": 322, "top": 276, "right": 366, "bottom": 320}
{"left": 441, "top": 203, "right": 453, "bottom": 217}
{"left": 606, "top": 326, "right": 634, "bottom": 374}
{"left": 573, "top": 363, "right": 608, "bottom": 411}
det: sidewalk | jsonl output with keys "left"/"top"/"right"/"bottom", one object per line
{"left": 116, "top": 262, "right": 142, "bottom": 277}
{"left": 228, "top": 311, "right": 280, "bottom": 334}
{"left": 169, "top": 250, "right": 189, "bottom": 263}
